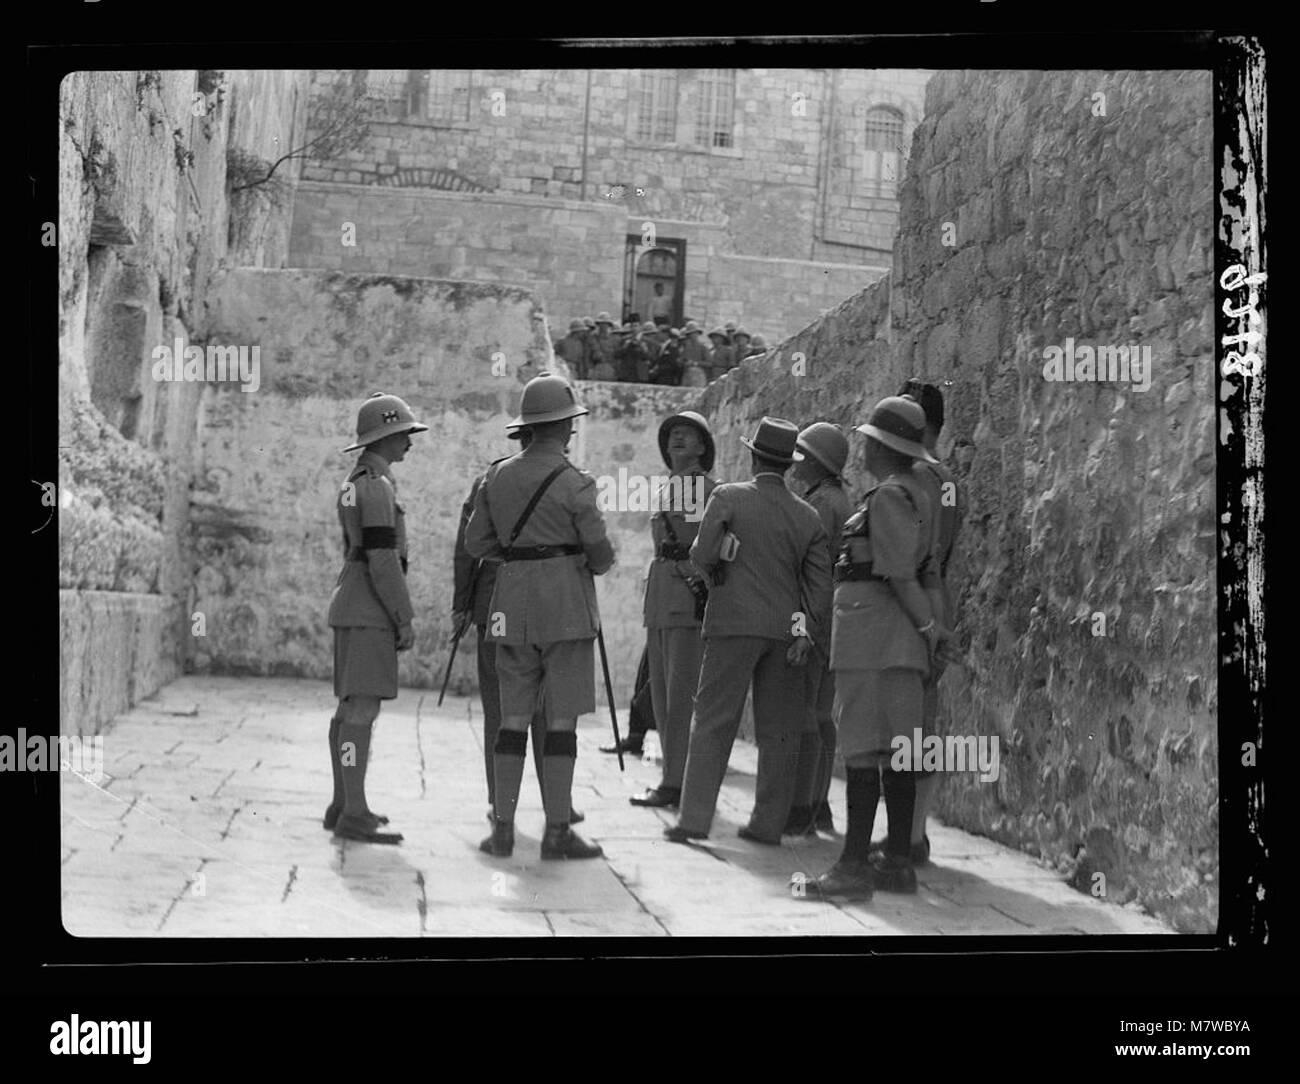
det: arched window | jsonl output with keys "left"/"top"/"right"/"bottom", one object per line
{"left": 862, "top": 105, "right": 905, "bottom": 197}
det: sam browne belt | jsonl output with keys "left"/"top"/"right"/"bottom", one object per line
{"left": 502, "top": 544, "right": 584, "bottom": 561}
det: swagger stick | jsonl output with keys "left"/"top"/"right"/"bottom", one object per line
{"left": 437, "top": 613, "right": 471, "bottom": 707}
{"left": 595, "top": 626, "right": 625, "bottom": 772}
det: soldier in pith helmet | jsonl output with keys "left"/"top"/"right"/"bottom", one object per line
{"left": 465, "top": 373, "right": 615, "bottom": 860}
{"left": 325, "top": 392, "right": 428, "bottom": 845}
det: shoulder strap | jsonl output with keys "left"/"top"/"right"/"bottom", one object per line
{"left": 504, "top": 464, "right": 570, "bottom": 550}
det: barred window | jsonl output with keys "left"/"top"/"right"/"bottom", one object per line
{"left": 632, "top": 70, "right": 678, "bottom": 142}
{"left": 407, "top": 70, "right": 474, "bottom": 123}
{"left": 359, "top": 70, "right": 410, "bottom": 119}
{"left": 694, "top": 69, "right": 736, "bottom": 148}
{"left": 862, "top": 106, "right": 905, "bottom": 197}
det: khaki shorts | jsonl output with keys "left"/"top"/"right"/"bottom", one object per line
{"left": 833, "top": 667, "right": 923, "bottom": 768}
{"left": 333, "top": 626, "right": 398, "bottom": 700}
{"left": 496, "top": 639, "right": 596, "bottom": 719}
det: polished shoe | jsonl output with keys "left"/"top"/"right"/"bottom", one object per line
{"left": 799, "top": 859, "right": 874, "bottom": 901}
{"left": 738, "top": 825, "right": 781, "bottom": 846}
{"left": 813, "top": 801, "right": 836, "bottom": 834}
{"left": 333, "top": 814, "right": 403, "bottom": 845}
{"left": 871, "top": 852, "right": 918, "bottom": 894}
{"left": 868, "top": 834, "right": 930, "bottom": 866}
{"left": 663, "top": 825, "right": 708, "bottom": 843}
{"left": 630, "top": 786, "right": 681, "bottom": 808}
{"left": 324, "top": 804, "right": 388, "bottom": 831}
{"left": 783, "top": 805, "right": 816, "bottom": 836}
{"left": 600, "top": 736, "right": 644, "bottom": 756}
{"left": 541, "top": 824, "right": 603, "bottom": 860}
{"left": 479, "top": 819, "right": 515, "bottom": 857}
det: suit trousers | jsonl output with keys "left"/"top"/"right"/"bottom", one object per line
{"left": 646, "top": 625, "right": 704, "bottom": 791}
{"left": 476, "top": 627, "right": 545, "bottom": 804}
{"left": 678, "top": 636, "right": 805, "bottom": 838}
{"left": 793, "top": 650, "right": 837, "bottom": 807}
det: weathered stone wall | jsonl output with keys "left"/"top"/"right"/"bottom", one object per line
{"left": 59, "top": 70, "right": 309, "bottom": 735}
{"left": 288, "top": 181, "right": 885, "bottom": 347}
{"left": 695, "top": 70, "right": 1216, "bottom": 932}
{"left": 191, "top": 268, "right": 693, "bottom": 709}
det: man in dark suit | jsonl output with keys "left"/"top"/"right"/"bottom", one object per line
{"left": 664, "top": 417, "right": 833, "bottom": 845}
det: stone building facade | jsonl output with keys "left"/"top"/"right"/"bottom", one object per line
{"left": 289, "top": 68, "right": 929, "bottom": 343}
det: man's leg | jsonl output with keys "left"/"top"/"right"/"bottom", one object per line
{"left": 538, "top": 640, "right": 601, "bottom": 859}
{"left": 786, "top": 655, "right": 825, "bottom": 834}
{"left": 481, "top": 644, "right": 542, "bottom": 856}
{"left": 871, "top": 669, "right": 923, "bottom": 893}
{"left": 659, "top": 626, "right": 704, "bottom": 793}
{"left": 335, "top": 695, "right": 403, "bottom": 844}
{"left": 603, "top": 643, "right": 650, "bottom": 754}
{"left": 812, "top": 662, "right": 838, "bottom": 832}
{"left": 747, "top": 640, "right": 808, "bottom": 842}
{"left": 910, "top": 673, "right": 940, "bottom": 859}
{"left": 673, "top": 637, "right": 762, "bottom": 837}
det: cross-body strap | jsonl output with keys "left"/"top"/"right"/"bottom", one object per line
{"left": 503, "top": 463, "right": 571, "bottom": 552}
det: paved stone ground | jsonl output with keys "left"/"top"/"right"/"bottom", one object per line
{"left": 61, "top": 676, "right": 1173, "bottom": 938}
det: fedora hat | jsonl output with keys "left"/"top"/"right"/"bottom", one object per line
{"left": 740, "top": 416, "right": 804, "bottom": 466}
{"left": 855, "top": 396, "right": 938, "bottom": 463}
{"left": 658, "top": 410, "right": 716, "bottom": 473}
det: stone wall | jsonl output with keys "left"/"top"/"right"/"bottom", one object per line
{"left": 694, "top": 70, "right": 1216, "bottom": 932}
{"left": 288, "top": 181, "right": 886, "bottom": 347}
{"left": 59, "top": 69, "right": 309, "bottom": 735}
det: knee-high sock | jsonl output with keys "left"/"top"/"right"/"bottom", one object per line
{"left": 840, "top": 766, "right": 880, "bottom": 863}
{"left": 339, "top": 721, "right": 374, "bottom": 819}
{"left": 328, "top": 715, "right": 345, "bottom": 810}
{"left": 912, "top": 773, "right": 938, "bottom": 843}
{"left": 541, "top": 730, "right": 577, "bottom": 828}
{"left": 882, "top": 767, "right": 916, "bottom": 859}
{"left": 492, "top": 728, "right": 529, "bottom": 825}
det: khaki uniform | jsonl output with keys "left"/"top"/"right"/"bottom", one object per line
{"left": 328, "top": 449, "right": 413, "bottom": 699}
{"left": 642, "top": 468, "right": 718, "bottom": 791}
{"left": 793, "top": 475, "right": 852, "bottom": 810}
{"left": 830, "top": 471, "right": 938, "bottom": 767}
{"left": 464, "top": 441, "right": 614, "bottom": 719}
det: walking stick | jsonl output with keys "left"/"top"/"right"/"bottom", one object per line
{"left": 595, "top": 626, "right": 625, "bottom": 772}
{"left": 437, "top": 614, "right": 471, "bottom": 707}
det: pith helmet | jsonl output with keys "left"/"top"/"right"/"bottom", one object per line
{"left": 595, "top": 311, "right": 615, "bottom": 326}
{"left": 568, "top": 318, "right": 585, "bottom": 332}
{"left": 342, "top": 392, "right": 429, "bottom": 453}
{"left": 750, "top": 334, "right": 768, "bottom": 350}
{"left": 855, "top": 396, "right": 938, "bottom": 463}
{"left": 507, "top": 371, "right": 589, "bottom": 429}
{"left": 796, "top": 422, "right": 849, "bottom": 477}
{"left": 658, "top": 410, "right": 716, "bottom": 473}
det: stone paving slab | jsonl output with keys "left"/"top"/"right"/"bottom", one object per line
{"left": 59, "top": 676, "right": 1177, "bottom": 938}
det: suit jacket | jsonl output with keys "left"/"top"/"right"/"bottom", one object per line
{"left": 689, "top": 473, "right": 832, "bottom": 646}
{"left": 464, "top": 440, "right": 615, "bottom": 644}
{"left": 453, "top": 469, "right": 501, "bottom": 628}
{"left": 327, "top": 449, "right": 413, "bottom": 629}
{"left": 802, "top": 475, "right": 851, "bottom": 630}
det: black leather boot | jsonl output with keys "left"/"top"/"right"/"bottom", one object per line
{"left": 541, "top": 823, "right": 603, "bottom": 860}
{"left": 800, "top": 859, "right": 874, "bottom": 901}
{"left": 479, "top": 818, "right": 514, "bottom": 857}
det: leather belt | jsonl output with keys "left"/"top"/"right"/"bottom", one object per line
{"left": 502, "top": 544, "right": 583, "bottom": 562}
{"left": 656, "top": 543, "right": 691, "bottom": 560}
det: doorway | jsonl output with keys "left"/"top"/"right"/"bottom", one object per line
{"left": 623, "top": 236, "right": 686, "bottom": 326}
